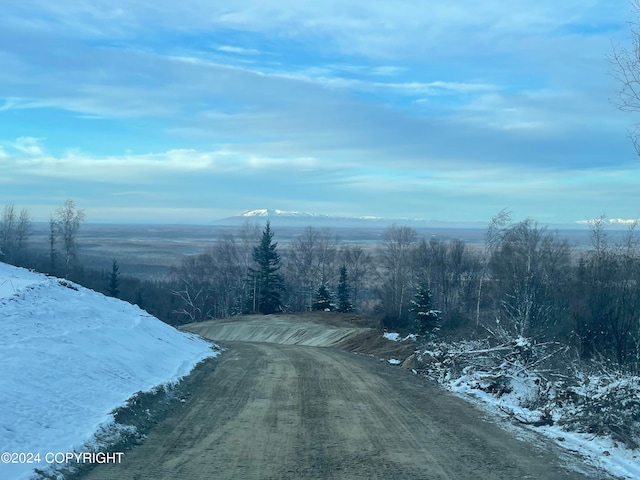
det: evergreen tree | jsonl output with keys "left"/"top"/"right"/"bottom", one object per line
{"left": 108, "top": 259, "right": 120, "bottom": 298}
{"left": 313, "top": 283, "right": 333, "bottom": 311}
{"left": 337, "top": 265, "right": 353, "bottom": 312}
{"left": 250, "top": 222, "right": 284, "bottom": 314}
{"left": 410, "top": 285, "right": 439, "bottom": 335}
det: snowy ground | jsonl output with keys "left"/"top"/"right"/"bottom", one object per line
{"left": 383, "top": 332, "right": 640, "bottom": 480}
{"left": 0, "top": 263, "right": 218, "bottom": 480}
{"left": 450, "top": 374, "right": 640, "bottom": 480}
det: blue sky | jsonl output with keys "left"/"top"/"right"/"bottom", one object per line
{"left": 1, "top": 0, "right": 638, "bottom": 225}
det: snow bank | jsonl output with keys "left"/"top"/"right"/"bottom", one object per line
{"left": 418, "top": 339, "right": 640, "bottom": 480}
{"left": 0, "top": 263, "right": 218, "bottom": 480}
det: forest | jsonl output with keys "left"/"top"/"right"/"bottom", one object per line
{"left": 2, "top": 202, "right": 640, "bottom": 372}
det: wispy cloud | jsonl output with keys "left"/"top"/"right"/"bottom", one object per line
{"left": 2, "top": 139, "right": 327, "bottom": 181}
{"left": 12, "top": 137, "right": 45, "bottom": 156}
{"left": 0, "top": 1, "right": 636, "bottom": 223}
{"left": 217, "top": 45, "right": 261, "bottom": 55}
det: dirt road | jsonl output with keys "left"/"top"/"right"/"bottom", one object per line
{"left": 79, "top": 321, "right": 600, "bottom": 480}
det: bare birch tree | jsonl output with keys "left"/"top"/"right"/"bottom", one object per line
{"left": 55, "top": 199, "right": 85, "bottom": 278}
{"left": 341, "top": 245, "right": 374, "bottom": 310}
{"left": 0, "top": 204, "right": 31, "bottom": 263}
{"left": 378, "top": 224, "right": 417, "bottom": 327}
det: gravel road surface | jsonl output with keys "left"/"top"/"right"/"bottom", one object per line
{"left": 79, "top": 321, "right": 600, "bottom": 479}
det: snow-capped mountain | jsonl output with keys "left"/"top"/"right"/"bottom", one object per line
{"left": 239, "top": 209, "right": 330, "bottom": 218}
{"left": 219, "top": 209, "right": 422, "bottom": 226}
{"left": 576, "top": 217, "right": 640, "bottom": 226}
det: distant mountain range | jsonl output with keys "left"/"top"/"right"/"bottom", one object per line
{"left": 216, "top": 209, "right": 485, "bottom": 228}
{"left": 214, "top": 209, "right": 622, "bottom": 230}
{"left": 576, "top": 218, "right": 640, "bottom": 226}
{"left": 237, "top": 209, "right": 335, "bottom": 219}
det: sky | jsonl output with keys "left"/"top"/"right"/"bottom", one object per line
{"left": 1, "top": 0, "right": 639, "bottom": 225}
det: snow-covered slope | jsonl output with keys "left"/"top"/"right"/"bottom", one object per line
{"left": 0, "top": 262, "right": 217, "bottom": 480}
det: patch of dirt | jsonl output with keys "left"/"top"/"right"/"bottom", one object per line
{"left": 183, "top": 311, "right": 381, "bottom": 329}
{"left": 336, "top": 329, "right": 416, "bottom": 360}
{"left": 288, "top": 311, "right": 382, "bottom": 329}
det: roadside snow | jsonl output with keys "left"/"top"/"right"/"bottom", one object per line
{"left": 383, "top": 332, "right": 401, "bottom": 341}
{"left": 449, "top": 381, "right": 640, "bottom": 479}
{"left": 0, "top": 263, "right": 218, "bottom": 480}
{"left": 383, "top": 331, "right": 417, "bottom": 342}
{"left": 419, "top": 340, "right": 640, "bottom": 480}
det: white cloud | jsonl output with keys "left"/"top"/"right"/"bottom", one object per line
{"left": 246, "top": 155, "right": 318, "bottom": 169}
{"left": 2, "top": 138, "right": 328, "bottom": 183}
{"left": 379, "top": 80, "right": 498, "bottom": 95}
{"left": 217, "top": 45, "right": 261, "bottom": 55}
{"left": 13, "top": 137, "right": 45, "bottom": 156}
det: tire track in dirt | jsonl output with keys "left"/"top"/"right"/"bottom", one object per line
{"left": 79, "top": 338, "right": 600, "bottom": 480}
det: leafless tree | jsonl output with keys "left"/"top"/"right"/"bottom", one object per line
{"left": 170, "top": 224, "right": 261, "bottom": 319}
{"left": 378, "top": 224, "right": 417, "bottom": 326}
{"left": 476, "top": 210, "right": 511, "bottom": 327}
{"left": 0, "top": 204, "right": 31, "bottom": 263}
{"left": 316, "top": 227, "right": 339, "bottom": 285}
{"left": 170, "top": 251, "right": 215, "bottom": 321}
{"left": 575, "top": 217, "right": 640, "bottom": 365}
{"left": 236, "top": 221, "right": 261, "bottom": 311}
{"left": 55, "top": 199, "right": 85, "bottom": 278}
{"left": 490, "top": 219, "right": 571, "bottom": 338}
{"left": 610, "top": 0, "right": 640, "bottom": 154}
{"left": 209, "top": 233, "right": 252, "bottom": 317}
{"left": 413, "top": 237, "right": 480, "bottom": 319}
{"left": 237, "top": 221, "right": 261, "bottom": 269}
{"left": 285, "top": 226, "right": 320, "bottom": 310}
{"left": 170, "top": 279, "right": 213, "bottom": 324}
{"left": 285, "top": 226, "right": 339, "bottom": 310}
{"left": 340, "top": 245, "right": 374, "bottom": 310}
{"left": 16, "top": 208, "right": 30, "bottom": 251}
{"left": 0, "top": 204, "right": 16, "bottom": 261}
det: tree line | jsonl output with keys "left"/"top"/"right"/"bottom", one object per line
{"left": 2, "top": 202, "right": 640, "bottom": 370}
{"left": 0, "top": 199, "right": 178, "bottom": 325}
{"left": 166, "top": 213, "right": 640, "bottom": 371}
{"left": 1, "top": 199, "right": 85, "bottom": 279}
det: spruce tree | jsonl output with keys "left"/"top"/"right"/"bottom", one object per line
{"left": 410, "top": 285, "right": 439, "bottom": 335}
{"left": 337, "top": 265, "right": 353, "bottom": 313}
{"left": 313, "top": 283, "right": 333, "bottom": 311}
{"left": 250, "top": 222, "right": 284, "bottom": 314}
{"left": 108, "top": 259, "right": 120, "bottom": 298}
